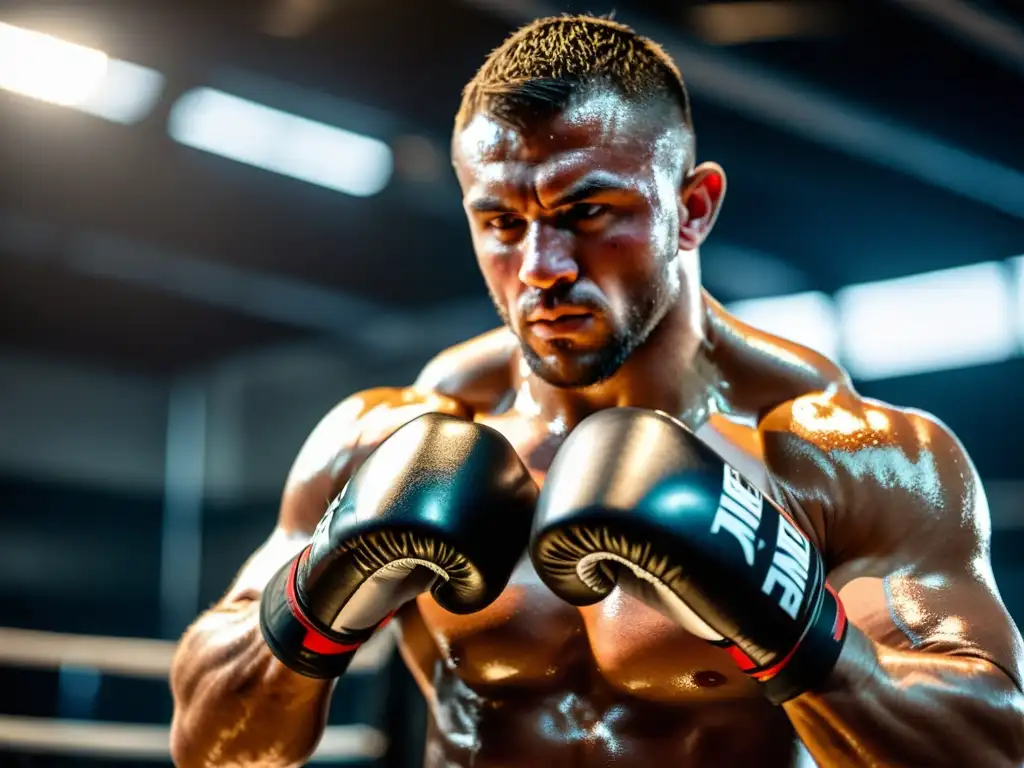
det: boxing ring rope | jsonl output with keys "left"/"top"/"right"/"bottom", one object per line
{"left": 0, "top": 717, "right": 388, "bottom": 762}
{"left": 0, "top": 625, "right": 395, "bottom": 677}
{"left": 0, "top": 625, "right": 397, "bottom": 761}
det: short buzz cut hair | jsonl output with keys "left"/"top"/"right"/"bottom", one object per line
{"left": 455, "top": 14, "right": 694, "bottom": 157}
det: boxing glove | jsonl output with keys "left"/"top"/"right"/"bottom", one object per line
{"left": 261, "top": 413, "right": 538, "bottom": 679}
{"left": 531, "top": 407, "right": 846, "bottom": 704}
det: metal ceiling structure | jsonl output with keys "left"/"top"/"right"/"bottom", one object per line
{"left": 0, "top": 0, "right": 1021, "bottom": 468}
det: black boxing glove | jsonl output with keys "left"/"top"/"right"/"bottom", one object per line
{"left": 260, "top": 413, "right": 538, "bottom": 679}
{"left": 531, "top": 407, "right": 846, "bottom": 704}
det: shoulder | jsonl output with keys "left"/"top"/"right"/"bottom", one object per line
{"left": 758, "top": 388, "right": 987, "bottom": 569}
{"left": 280, "top": 386, "right": 471, "bottom": 533}
{"left": 414, "top": 327, "right": 518, "bottom": 414}
{"left": 704, "top": 293, "right": 851, "bottom": 419}
{"left": 759, "top": 387, "right": 973, "bottom": 494}
{"left": 278, "top": 329, "right": 516, "bottom": 534}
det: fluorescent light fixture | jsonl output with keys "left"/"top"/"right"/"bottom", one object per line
{"left": 727, "top": 290, "right": 840, "bottom": 360}
{"left": 836, "top": 261, "right": 1016, "bottom": 381}
{"left": 0, "top": 22, "right": 107, "bottom": 106}
{"left": 168, "top": 87, "right": 393, "bottom": 197}
{"left": 1012, "top": 255, "right": 1024, "bottom": 351}
{"left": 0, "top": 22, "right": 163, "bottom": 124}
{"left": 77, "top": 59, "right": 164, "bottom": 124}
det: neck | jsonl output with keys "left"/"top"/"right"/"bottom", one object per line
{"left": 514, "top": 274, "right": 718, "bottom": 431}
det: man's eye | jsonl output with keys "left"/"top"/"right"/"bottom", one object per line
{"left": 488, "top": 214, "right": 524, "bottom": 231}
{"left": 563, "top": 204, "right": 610, "bottom": 225}
{"left": 576, "top": 204, "right": 607, "bottom": 219}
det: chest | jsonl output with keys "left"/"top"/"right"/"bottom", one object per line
{"left": 412, "top": 413, "right": 778, "bottom": 702}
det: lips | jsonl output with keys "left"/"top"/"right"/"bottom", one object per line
{"left": 525, "top": 303, "right": 594, "bottom": 322}
{"left": 527, "top": 311, "right": 594, "bottom": 339}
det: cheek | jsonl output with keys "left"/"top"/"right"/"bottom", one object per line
{"left": 594, "top": 218, "right": 668, "bottom": 283}
{"left": 477, "top": 247, "right": 521, "bottom": 298}
{"left": 587, "top": 218, "right": 671, "bottom": 316}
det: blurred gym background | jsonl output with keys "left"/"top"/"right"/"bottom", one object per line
{"left": 0, "top": 0, "right": 1022, "bottom": 765}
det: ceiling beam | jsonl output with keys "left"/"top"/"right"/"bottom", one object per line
{"left": 0, "top": 211, "right": 497, "bottom": 361}
{"left": 888, "top": 0, "right": 1024, "bottom": 77}
{"left": 69, "top": 232, "right": 497, "bottom": 358}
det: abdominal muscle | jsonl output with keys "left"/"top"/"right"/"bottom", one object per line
{"left": 421, "top": 658, "right": 808, "bottom": 767}
{"left": 399, "top": 562, "right": 806, "bottom": 768}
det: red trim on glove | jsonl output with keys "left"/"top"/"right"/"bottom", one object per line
{"left": 749, "top": 584, "right": 847, "bottom": 682}
{"left": 284, "top": 548, "right": 363, "bottom": 655}
{"left": 723, "top": 644, "right": 758, "bottom": 672}
{"left": 751, "top": 641, "right": 800, "bottom": 682}
{"left": 827, "top": 583, "right": 847, "bottom": 641}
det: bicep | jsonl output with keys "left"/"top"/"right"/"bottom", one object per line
{"left": 834, "top": 467, "right": 1024, "bottom": 692}
{"left": 224, "top": 525, "right": 312, "bottom": 601}
{"left": 839, "top": 566, "right": 1024, "bottom": 690}
{"left": 222, "top": 476, "right": 336, "bottom": 602}
{"left": 224, "top": 398, "right": 368, "bottom": 602}
{"left": 767, "top": 395, "right": 1024, "bottom": 690}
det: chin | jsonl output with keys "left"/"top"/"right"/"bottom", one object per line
{"left": 520, "top": 340, "right": 627, "bottom": 390}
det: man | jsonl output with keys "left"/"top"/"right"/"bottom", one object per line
{"left": 169, "top": 15, "right": 1024, "bottom": 767}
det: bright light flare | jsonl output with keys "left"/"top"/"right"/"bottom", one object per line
{"left": 0, "top": 22, "right": 108, "bottom": 106}
{"left": 168, "top": 87, "right": 393, "bottom": 197}
{"left": 0, "top": 22, "right": 164, "bottom": 123}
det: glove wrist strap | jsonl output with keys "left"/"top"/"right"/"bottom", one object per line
{"left": 760, "top": 583, "right": 848, "bottom": 705}
{"left": 259, "top": 547, "right": 388, "bottom": 679}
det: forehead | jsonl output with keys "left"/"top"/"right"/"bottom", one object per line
{"left": 453, "top": 93, "right": 676, "bottom": 190}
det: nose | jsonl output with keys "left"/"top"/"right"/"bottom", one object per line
{"left": 517, "top": 222, "right": 578, "bottom": 290}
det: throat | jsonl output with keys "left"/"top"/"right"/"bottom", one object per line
{"left": 515, "top": 339, "right": 724, "bottom": 433}
{"left": 516, "top": 293, "right": 724, "bottom": 430}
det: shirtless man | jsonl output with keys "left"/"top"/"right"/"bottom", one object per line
{"left": 169, "top": 15, "right": 1024, "bottom": 767}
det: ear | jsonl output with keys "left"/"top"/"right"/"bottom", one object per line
{"left": 678, "top": 162, "right": 727, "bottom": 251}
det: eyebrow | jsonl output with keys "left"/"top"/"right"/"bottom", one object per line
{"left": 467, "top": 196, "right": 509, "bottom": 214}
{"left": 467, "top": 174, "right": 631, "bottom": 214}
{"left": 548, "top": 175, "right": 631, "bottom": 208}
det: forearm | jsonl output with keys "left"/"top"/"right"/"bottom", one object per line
{"left": 170, "top": 597, "right": 335, "bottom": 768}
{"left": 785, "top": 627, "right": 1024, "bottom": 767}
